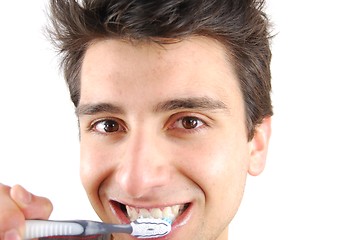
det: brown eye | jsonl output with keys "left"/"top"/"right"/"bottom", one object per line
{"left": 93, "top": 119, "right": 121, "bottom": 133}
{"left": 181, "top": 117, "right": 202, "bottom": 129}
{"left": 167, "top": 114, "right": 207, "bottom": 133}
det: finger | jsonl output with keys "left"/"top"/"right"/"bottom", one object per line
{"left": 0, "top": 183, "right": 24, "bottom": 240}
{"left": 10, "top": 184, "right": 53, "bottom": 220}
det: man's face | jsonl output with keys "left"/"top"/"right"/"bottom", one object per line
{"left": 78, "top": 37, "right": 269, "bottom": 240}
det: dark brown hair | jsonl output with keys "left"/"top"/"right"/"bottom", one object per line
{"left": 47, "top": 0, "right": 273, "bottom": 140}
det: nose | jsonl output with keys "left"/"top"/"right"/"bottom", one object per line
{"left": 116, "top": 128, "right": 171, "bottom": 199}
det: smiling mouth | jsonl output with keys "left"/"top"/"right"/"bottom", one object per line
{"left": 111, "top": 200, "right": 190, "bottom": 223}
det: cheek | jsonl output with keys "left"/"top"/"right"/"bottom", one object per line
{"left": 180, "top": 134, "right": 250, "bottom": 190}
{"left": 195, "top": 135, "right": 250, "bottom": 219}
{"left": 79, "top": 140, "right": 113, "bottom": 198}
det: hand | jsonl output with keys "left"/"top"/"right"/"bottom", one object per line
{"left": 0, "top": 184, "right": 53, "bottom": 240}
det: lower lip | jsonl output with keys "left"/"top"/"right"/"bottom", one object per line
{"left": 110, "top": 201, "right": 193, "bottom": 238}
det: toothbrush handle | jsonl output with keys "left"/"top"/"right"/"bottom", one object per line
{"left": 25, "top": 220, "right": 85, "bottom": 239}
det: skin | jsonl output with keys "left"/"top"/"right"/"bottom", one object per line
{"left": 77, "top": 36, "right": 271, "bottom": 240}
{"left": 0, "top": 36, "right": 270, "bottom": 240}
{"left": 0, "top": 184, "right": 52, "bottom": 240}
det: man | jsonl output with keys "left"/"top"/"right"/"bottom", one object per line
{"left": 0, "top": 0, "right": 272, "bottom": 239}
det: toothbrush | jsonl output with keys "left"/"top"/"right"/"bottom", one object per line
{"left": 25, "top": 218, "right": 171, "bottom": 239}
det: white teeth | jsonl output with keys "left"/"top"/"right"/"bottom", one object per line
{"left": 126, "top": 204, "right": 184, "bottom": 222}
{"left": 126, "top": 205, "right": 138, "bottom": 221}
{"left": 163, "top": 207, "right": 175, "bottom": 220}
{"left": 150, "top": 208, "right": 163, "bottom": 219}
{"left": 139, "top": 208, "right": 151, "bottom": 218}
{"left": 172, "top": 205, "right": 180, "bottom": 215}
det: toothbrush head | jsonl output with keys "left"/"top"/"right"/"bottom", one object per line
{"left": 161, "top": 217, "right": 173, "bottom": 225}
{"left": 130, "top": 218, "right": 171, "bottom": 238}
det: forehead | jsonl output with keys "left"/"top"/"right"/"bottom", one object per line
{"left": 80, "top": 37, "right": 242, "bottom": 107}
{"left": 83, "top": 37, "right": 233, "bottom": 73}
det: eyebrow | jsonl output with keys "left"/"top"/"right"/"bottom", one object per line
{"left": 153, "top": 97, "right": 228, "bottom": 112}
{"left": 76, "top": 103, "right": 124, "bottom": 116}
{"left": 76, "top": 97, "right": 228, "bottom": 116}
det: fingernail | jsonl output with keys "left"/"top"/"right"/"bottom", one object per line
{"left": 4, "top": 229, "right": 21, "bottom": 240}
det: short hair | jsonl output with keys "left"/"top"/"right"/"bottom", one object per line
{"left": 47, "top": 0, "right": 273, "bottom": 140}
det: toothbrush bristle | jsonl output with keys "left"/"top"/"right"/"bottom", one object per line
{"left": 162, "top": 217, "right": 173, "bottom": 225}
{"left": 131, "top": 218, "right": 171, "bottom": 238}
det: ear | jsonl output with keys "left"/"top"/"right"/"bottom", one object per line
{"left": 248, "top": 117, "right": 272, "bottom": 176}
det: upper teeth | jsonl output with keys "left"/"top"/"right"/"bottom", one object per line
{"left": 126, "top": 205, "right": 182, "bottom": 222}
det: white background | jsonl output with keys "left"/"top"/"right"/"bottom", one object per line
{"left": 0, "top": 1, "right": 358, "bottom": 239}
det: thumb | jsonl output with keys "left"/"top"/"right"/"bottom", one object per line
{"left": 10, "top": 185, "right": 53, "bottom": 220}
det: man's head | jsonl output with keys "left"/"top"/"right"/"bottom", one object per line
{"left": 48, "top": 0, "right": 272, "bottom": 140}
{"left": 47, "top": 0, "right": 272, "bottom": 239}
